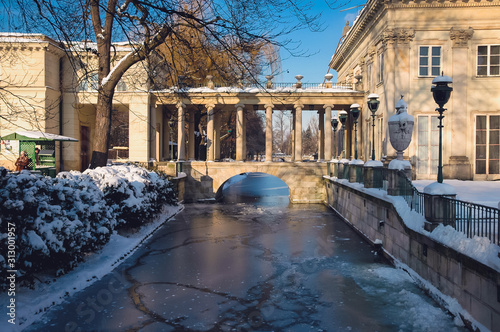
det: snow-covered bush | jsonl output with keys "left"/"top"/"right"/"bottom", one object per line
{"left": 0, "top": 165, "right": 176, "bottom": 289}
{"left": 0, "top": 169, "right": 113, "bottom": 285}
{"left": 81, "top": 165, "right": 176, "bottom": 227}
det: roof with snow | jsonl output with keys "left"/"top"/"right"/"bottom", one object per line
{"left": 1, "top": 130, "right": 78, "bottom": 142}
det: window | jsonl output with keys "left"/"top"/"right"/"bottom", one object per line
{"left": 417, "top": 115, "right": 439, "bottom": 176}
{"left": 476, "top": 115, "right": 500, "bottom": 175}
{"left": 378, "top": 53, "right": 384, "bottom": 83}
{"left": 477, "top": 45, "right": 500, "bottom": 76}
{"left": 419, "top": 46, "right": 441, "bottom": 77}
{"left": 78, "top": 73, "right": 99, "bottom": 91}
{"left": 116, "top": 80, "right": 127, "bottom": 91}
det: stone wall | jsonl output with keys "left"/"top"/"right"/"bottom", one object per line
{"left": 324, "top": 178, "right": 500, "bottom": 331}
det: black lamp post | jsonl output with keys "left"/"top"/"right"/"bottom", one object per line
{"left": 367, "top": 93, "right": 380, "bottom": 161}
{"left": 431, "top": 74, "right": 453, "bottom": 183}
{"left": 339, "top": 110, "right": 348, "bottom": 158}
{"left": 350, "top": 103, "right": 361, "bottom": 160}
{"left": 331, "top": 117, "right": 339, "bottom": 159}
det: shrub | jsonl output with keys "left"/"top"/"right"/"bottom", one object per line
{"left": 0, "top": 165, "right": 176, "bottom": 289}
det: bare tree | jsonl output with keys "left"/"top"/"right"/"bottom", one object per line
{"left": 302, "top": 114, "right": 318, "bottom": 156}
{"left": 5, "top": 0, "right": 322, "bottom": 168}
{"left": 273, "top": 110, "right": 290, "bottom": 153}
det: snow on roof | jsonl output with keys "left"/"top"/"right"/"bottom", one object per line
{"left": 2, "top": 130, "right": 78, "bottom": 142}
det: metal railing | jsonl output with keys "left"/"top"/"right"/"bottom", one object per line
{"left": 392, "top": 170, "right": 499, "bottom": 245}
{"left": 442, "top": 196, "right": 500, "bottom": 245}
{"left": 331, "top": 162, "right": 499, "bottom": 245}
{"left": 397, "top": 170, "right": 426, "bottom": 215}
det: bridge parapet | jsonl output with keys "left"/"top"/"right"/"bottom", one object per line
{"left": 160, "top": 161, "right": 327, "bottom": 203}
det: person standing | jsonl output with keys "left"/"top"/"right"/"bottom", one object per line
{"left": 15, "top": 151, "right": 31, "bottom": 171}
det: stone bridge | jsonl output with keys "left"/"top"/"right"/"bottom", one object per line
{"left": 159, "top": 161, "right": 328, "bottom": 203}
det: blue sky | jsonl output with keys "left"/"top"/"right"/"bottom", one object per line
{"left": 278, "top": 1, "right": 366, "bottom": 84}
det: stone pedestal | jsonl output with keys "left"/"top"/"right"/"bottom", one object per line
{"left": 363, "top": 164, "right": 383, "bottom": 189}
{"left": 423, "top": 182, "right": 457, "bottom": 231}
{"left": 349, "top": 160, "right": 364, "bottom": 183}
{"left": 338, "top": 159, "right": 349, "bottom": 179}
{"left": 328, "top": 159, "right": 339, "bottom": 178}
{"left": 444, "top": 156, "right": 472, "bottom": 180}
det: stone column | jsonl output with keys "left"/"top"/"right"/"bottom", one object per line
{"left": 294, "top": 103, "right": 303, "bottom": 162}
{"left": 291, "top": 110, "right": 296, "bottom": 161}
{"left": 176, "top": 102, "right": 186, "bottom": 161}
{"left": 128, "top": 95, "right": 151, "bottom": 162}
{"left": 236, "top": 103, "right": 245, "bottom": 161}
{"left": 155, "top": 122, "right": 161, "bottom": 161}
{"left": 324, "top": 104, "right": 333, "bottom": 160}
{"left": 162, "top": 110, "right": 170, "bottom": 160}
{"left": 265, "top": 104, "right": 274, "bottom": 162}
{"left": 188, "top": 111, "right": 195, "bottom": 160}
{"left": 448, "top": 27, "right": 474, "bottom": 179}
{"left": 154, "top": 104, "right": 162, "bottom": 161}
{"left": 206, "top": 104, "right": 215, "bottom": 161}
{"left": 318, "top": 109, "right": 325, "bottom": 161}
{"left": 215, "top": 111, "right": 221, "bottom": 160}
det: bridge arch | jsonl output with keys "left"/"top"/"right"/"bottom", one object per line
{"left": 215, "top": 172, "right": 290, "bottom": 200}
{"left": 177, "top": 161, "right": 327, "bottom": 203}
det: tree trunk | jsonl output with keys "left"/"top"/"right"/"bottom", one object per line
{"left": 90, "top": 89, "right": 114, "bottom": 168}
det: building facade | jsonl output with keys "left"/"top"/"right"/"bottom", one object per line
{"left": 330, "top": 0, "right": 500, "bottom": 180}
{"left": 0, "top": 33, "right": 363, "bottom": 172}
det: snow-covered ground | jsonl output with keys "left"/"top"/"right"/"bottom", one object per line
{"left": 413, "top": 179, "right": 500, "bottom": 209}
{"left": 0, "top": 204, "right": 183, "bottom": 331}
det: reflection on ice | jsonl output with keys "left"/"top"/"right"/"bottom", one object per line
{"left": 221, "top": 172, "right": 290, "bottom": 204}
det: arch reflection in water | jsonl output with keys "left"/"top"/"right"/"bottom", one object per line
{"left": 220, "top": 172, "right": 290, "bottom": 205}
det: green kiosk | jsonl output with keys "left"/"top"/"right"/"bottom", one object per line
{"left": 1, "top": 130, "right": 78, "bottom": 177}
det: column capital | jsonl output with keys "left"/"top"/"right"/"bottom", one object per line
{"left": 176, "top": 101, "right": 186, "bottom": 109}
{"left": 323, "top": 104, "right": 334, "bottom": 110}
{"left": 235, "top": 103, "right": 245, "bottom": 110}
{"left": 264, "top": 104, "right": 274, "bottom": 110}
{"left": 205, "top": 103, "right": 215, "bottom": 111}
{"left": 294, "top": 103, "right": 304, "bottom": 110}
{"left": 450, "top": 27, "right": 474, "bottom": 48}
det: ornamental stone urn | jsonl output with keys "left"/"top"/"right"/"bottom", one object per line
{"left": 387, "top": 96, "right": 414, "bottom": 195}
{"left": 388, "top": 96, "right": 414, "bottom": 162}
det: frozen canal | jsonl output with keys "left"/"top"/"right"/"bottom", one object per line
{"left": 26, "top": 173, "right": 465, "bottom": 331}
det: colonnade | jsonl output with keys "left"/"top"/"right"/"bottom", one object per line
{"left": 170, "top": 102, "right": 346, "bottom": 163}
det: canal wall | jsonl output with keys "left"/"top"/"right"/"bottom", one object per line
{"left": 324, "top": 178, "right": 500, "bottom": 331}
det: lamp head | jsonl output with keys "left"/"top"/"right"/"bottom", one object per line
{"left": 350, "top": 103, "right": 361, "bottom": 121}
{"left": 431, "top": 74, "right": 453, "bottom": 108}
{"left": 367, "top": 93, "right": 380, "bottom": 115}
{"left": 331, "top": 118, "right": 339, "bottom": 131}
{"left": 339, "top": 110, "right": 348, "bottom": 126}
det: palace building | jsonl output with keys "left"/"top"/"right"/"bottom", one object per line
{"left": 330, "top": 0, "right": 500, "bottom": 180}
